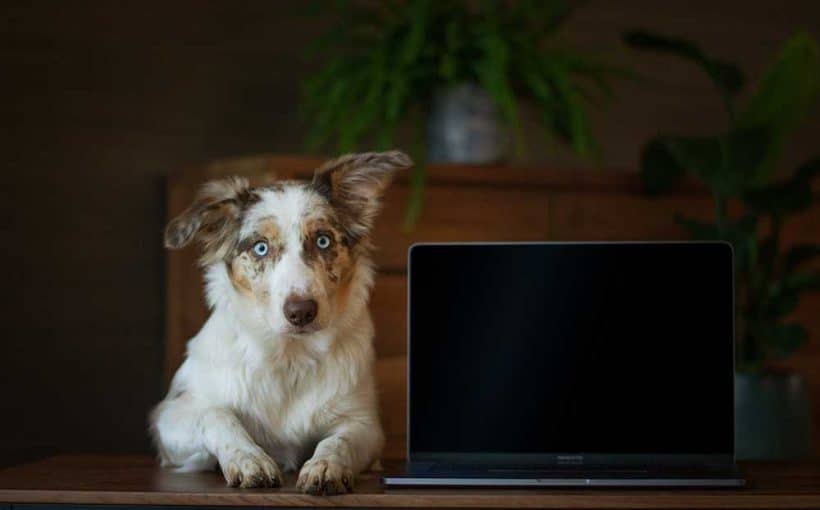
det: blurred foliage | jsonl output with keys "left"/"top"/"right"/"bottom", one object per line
{"left": 626, "top": 30, "right": 820, "bottom": 371}
{"left": 301, "top": 0, "right": 625, "bottom": 225}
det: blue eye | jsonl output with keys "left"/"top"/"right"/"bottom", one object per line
{"left": 316, "top": 234, "right": 331, "bottom": 250}
{"left": 252, "top": 241, "right": 269, "bottom": 257}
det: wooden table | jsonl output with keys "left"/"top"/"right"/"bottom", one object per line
{"left": 1, "top": 455, "right": 819, "bottom": 509}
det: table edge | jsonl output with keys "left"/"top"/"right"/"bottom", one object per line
{"left": 3, "top": 489, "right": 820, "bottom": 509}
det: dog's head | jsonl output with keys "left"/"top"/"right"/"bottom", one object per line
{"left": 165, "top": 151, "right": 412, "bottom": 337}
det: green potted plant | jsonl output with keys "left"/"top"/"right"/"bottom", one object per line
{"left": 626, "top": 30, "right": 820, "bottom": 459}
{"left": 302, "top": 0, "right": 622, "bottom": 224}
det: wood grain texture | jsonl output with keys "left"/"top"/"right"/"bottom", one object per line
{"left": 375, "top": 357, "right": 408, "bottom": 460}
{"left": 166, "top": 156, "right": 820, "bottom": 459}
{"left": 1, "top": 455, "right": 820, "bottom": 508}
{"left": 372, "top": 186, "right": 552, "bottom": 272}
{"left": 370, "top": 275, "right": 407, "bottom": 359}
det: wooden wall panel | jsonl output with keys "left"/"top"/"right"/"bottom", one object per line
{"left": 782, "top": 208, "right": 820, "bottom": 246}
{"left": 167, "top": 156, "right": 820, "bottom": 459}
{"left": 373, "top": 186, "right": 551, "bottom": 272}
{"left": 370, "top": 275, "right": 407, "bottom": 359}
{"left": 548, "top": 194, "right": 716, "bottom": 240}
{"left": 375, "top": 357, "right": 408, "bottom": 460}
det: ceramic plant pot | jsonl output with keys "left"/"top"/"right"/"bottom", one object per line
{"left": 427, "top": 82, "right": 507, "bottom": 164}
{"left": 735, "top": 372, "right": 812, "bottom": 459}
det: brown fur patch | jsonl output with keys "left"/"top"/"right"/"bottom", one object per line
{"left": 228, "top": 253, "right": 258, "bottom": 295}
{"left": 330, "top": 260, "right": 358, "bottom": 318}
{"left": 164, "top": 176, "right": 260, "bottom": 267}
{"left": 257, "top": 218, "right": 281, "bottom": 245}
{"left": 300, "top": 214, "right": 354, "bottom": 287}
{"left": 310, "top": 151, "right": 412, "bottom": 242}
{"left": 226, "top": 218, "right": 284, "bottom": 295}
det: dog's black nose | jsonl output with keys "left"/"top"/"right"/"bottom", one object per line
{"left": 284, "top": 296, "right": 318, "bottom": 327}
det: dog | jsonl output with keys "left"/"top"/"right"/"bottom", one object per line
{"left": 150, "top": 151, "right": 411, "bottom": 494}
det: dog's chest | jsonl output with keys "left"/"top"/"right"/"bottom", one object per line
{"left": 203, "top": 347, "right": 340, "bottom": 467}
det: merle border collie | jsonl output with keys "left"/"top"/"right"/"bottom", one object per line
{"left": 151, "top": 151, "right": 412, "bottom": 494}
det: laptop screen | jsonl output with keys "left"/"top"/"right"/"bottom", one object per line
{"left": 408, "top": 242, "right": 734, "bottom": 460}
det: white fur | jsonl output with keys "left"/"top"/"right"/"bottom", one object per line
{"left": 151, "top": 185, "right": 383, "bottom": 492}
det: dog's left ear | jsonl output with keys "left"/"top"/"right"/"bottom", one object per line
{"left": 311, "top": 150, "right": 413, "bottom": 238}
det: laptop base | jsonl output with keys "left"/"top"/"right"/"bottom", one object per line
{"left": 383, "top": 464, "right": 746, "bottom": 488}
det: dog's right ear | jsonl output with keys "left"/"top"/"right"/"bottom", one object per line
{"left": 164, "top": 177, "right": 256, "bottom": 264}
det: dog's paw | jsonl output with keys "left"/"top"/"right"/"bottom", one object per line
{"left": 220, "top": 448, "right": 282, "bottom": 489}
{"left": 296, "top": 458, "right": 353, "bottom": 495}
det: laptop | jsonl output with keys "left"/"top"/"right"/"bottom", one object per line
{"left": 383, "top": 242, "right": 745, "bottom": 488}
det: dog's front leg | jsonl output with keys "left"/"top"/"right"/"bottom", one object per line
{"left": 198, "top": 408, "right": 283, "bottom": 488}
{"left": 296, "top": 419, "right": 383, "bottom": 495}
{"left": 154, "top": 396, "right": 282, "bottom": 488}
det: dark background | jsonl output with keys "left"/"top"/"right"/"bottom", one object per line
{"left": 1, "top": 1, "right": 818, "bottom": 456}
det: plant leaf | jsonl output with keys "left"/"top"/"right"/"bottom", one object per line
{"left": 403, "top": 160, "right": 426, "bottom": 229}
{"left": 663, "top": 127, "right": 769, "bottom": 196}
{"left": 400, "top": 0, "right": 429, "bottom": 66}
{"left": 723, "top": 126, "right": 771, "bottom": 186}
{"left": 784, "top": 244, "right": 820, "bottom": 272}
{"left": 766, "top": 323, "right": 809, "bottom": 359}
{"left": 760, "top": 271, "right": 819, "bottom": 320}
{"left": 639, "top": 137, "right": 686, "bottom": 195}
{"left": 474, "top": 31, "right": 523, "bottom": 155}
{"left": 782, "top": 272, "right": 820, "bottom": 293}
{"left": 767, "top": 292, "right": 799, "bottom": 318}
{"left": 676, "top": 214, "right": 759, "bottom": 272}
{"left": 742, "top": 173, "right": 813, "bottom": 217}
{"left": 738, "top": 32, "right": 820, "bottom": 182}
{"left": 795, "top": 155, "right": 820, "bottom": 181}
{"left": 550, "top": 65, "right": 597, "bottom": 158}
{"left": 663, "top": 135, "right": 723, "bottom": 189}
{"left": 675, "top": 216, "right": 720, "bottom": 239}
{"left": 623, "top": 29, "right": 744, "bottom": 106}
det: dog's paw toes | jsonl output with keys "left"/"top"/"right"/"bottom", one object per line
{"left": 220, "top": 449, "right": 282, "bottom": 489}
{"left": 296, "top": 459, "right": 353, "bottom": 495}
